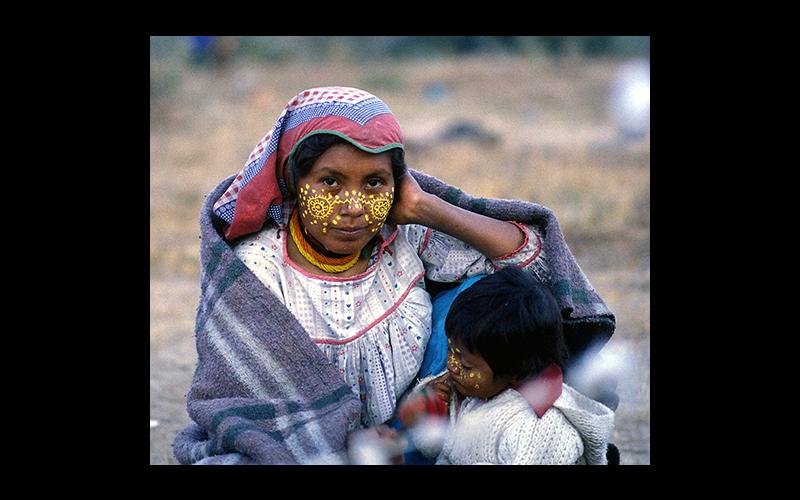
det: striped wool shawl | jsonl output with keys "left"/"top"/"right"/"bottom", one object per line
{"left": 173, "top": 168, "right": 616, "bottom": 465}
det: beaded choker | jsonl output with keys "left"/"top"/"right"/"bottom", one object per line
{"left": 289, "top": 209, "right": 361, "bottom": 273}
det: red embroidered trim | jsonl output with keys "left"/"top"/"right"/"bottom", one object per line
{"left": 312, "top": 271, "right": 426, "bottom": 345}
{"left": 379, "top": 226, "right": 399, "bottom": 256}
{"left": 514, "top": 229, "right": 542, "bottom": 269}
{"left": 492, "top": 221, "right": 531, "bottom": 261}
{"left": 420, "top": 227, "right": 432, "bottom": 255}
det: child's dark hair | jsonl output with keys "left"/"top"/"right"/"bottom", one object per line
{"left": 291, "top": 133, "right": 407, "bottom": 191}
{"left": 445, "top": 267, "right": 568, "bottom": 381}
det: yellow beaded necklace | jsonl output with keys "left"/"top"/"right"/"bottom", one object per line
{"left": 289, "top": 209, "right": 361, "bottom": 273}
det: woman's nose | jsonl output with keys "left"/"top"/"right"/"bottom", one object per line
{"left": 338, "top": 191, "right": 365, "bottom": 217}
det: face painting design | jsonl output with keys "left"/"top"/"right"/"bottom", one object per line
{"left": 447, "top": 339, "right": 484, "bottom": 391}
{"left": 297, "top": 185, "right": 394, "bottom": 234}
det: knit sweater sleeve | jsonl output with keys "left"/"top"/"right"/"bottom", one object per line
{"left": 497, "top": 408, "right": 584, "bottom": 465}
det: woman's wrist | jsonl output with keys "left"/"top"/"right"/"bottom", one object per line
{"left": 411, "top": 195, "right": 526, "bottom": 258}
{"left": 408, "top": 191, "right": 445, "bottom": 228}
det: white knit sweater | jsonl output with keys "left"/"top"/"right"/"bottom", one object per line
{"left": 409, "top": 382, "right": 614, "bottom": 465}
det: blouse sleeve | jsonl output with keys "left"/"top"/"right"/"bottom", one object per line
{"left": 404, "top": 222, "right": 548, "bottom": 283}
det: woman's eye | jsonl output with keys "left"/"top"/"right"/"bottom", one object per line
{"left": 366, "top": 179, "right": 383, "bottom": 188}
{"left": 321, "top": 178, "right": 338, "bottom": 187}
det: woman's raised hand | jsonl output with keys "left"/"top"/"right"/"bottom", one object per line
{"left": 389, "top": 169, "right": 525, "bottom": 260}
{"left": 387, "top": 172, "right": 429, "bottom": 226}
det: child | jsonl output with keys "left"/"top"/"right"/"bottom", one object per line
{"left": 397, "top": 268, "right": 615, "bottom": 465}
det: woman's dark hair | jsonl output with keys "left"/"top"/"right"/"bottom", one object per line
{"left": 444, "top": 267, "right": 569, "bottom": 381}
{"left": 291, "top": 133, "right": 407, "bottom": 191}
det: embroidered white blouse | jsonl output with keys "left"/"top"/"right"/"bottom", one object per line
{"left": 233, "top": 204, "right": 547, "bottom": 426}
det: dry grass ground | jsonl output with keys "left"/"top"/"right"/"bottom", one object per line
{"left": 150, "top": 53, "right": 650, "bottom": 464}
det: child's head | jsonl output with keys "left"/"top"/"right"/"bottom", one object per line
{"left": 444, "top": 267, "right": 568, "bottom": 399}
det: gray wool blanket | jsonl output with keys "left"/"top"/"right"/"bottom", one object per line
{"left": 173, "top": 169, "right": 615, "bottom": 465}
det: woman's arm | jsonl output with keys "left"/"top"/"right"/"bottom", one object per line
{"left": 389, "top": 174, "right": 525, "bottom": 259}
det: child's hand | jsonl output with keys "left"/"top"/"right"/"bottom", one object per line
{"left": 397, "top": 379, "right": 449, "bottom": 428}
{"left": 431, "top": 372, "right": 452, "bottom": 402}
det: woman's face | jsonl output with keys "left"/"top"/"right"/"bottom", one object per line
{"left": 446, "top": 338, "right": 514, "bottom": 399}
{"left": 295, "top": 142, "right": 395, "bottom": 256}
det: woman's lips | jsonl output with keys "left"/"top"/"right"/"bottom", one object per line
{"left": 332, "top": 226, "right": 367, "bottom": 238}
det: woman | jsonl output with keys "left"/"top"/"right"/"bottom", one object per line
{"left": 173, "top": 86, "right": 615, "bottom": 464}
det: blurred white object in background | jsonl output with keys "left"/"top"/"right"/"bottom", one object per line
{"left": 407, "top": 415, "right": 449, "bottom": 454}
{"left": 609, "top": 58, "right": 650, "bottom": 140}
{"left": 347, "top": 429, "right": 389, "bottom": 465}
{"left": 150, "top": 419, "right": 160, "bottom": 429}
{"left": 567, "top": 340, "right": 634, "bottom": 409}
{"left": 347, "top": 426, "right": 407, "bottom": 465}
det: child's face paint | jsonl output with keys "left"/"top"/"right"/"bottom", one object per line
{"left": 446, "top": 338, "right": 514, "bottom": 400}
{"left": 293, "top": 143, "right": 395, "bottom": 257}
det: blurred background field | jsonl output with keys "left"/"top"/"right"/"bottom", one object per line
{"left": 150, "top": 36, "right": 650, "bottom": 465}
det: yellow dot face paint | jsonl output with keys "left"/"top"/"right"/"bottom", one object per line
{"left": 305, "top": 195, "right": 335, "bottom": 222}
{"left": 367, "top": 192, "right": 393, "bottom": 227}
{"left": 297, "top": 185, "right": 394, "bottom": 234}
{"left": 446, "top": 339, "right": 497, "bottom": 397}
{"left": 447, "top": 345, "right": 469, "bottom": 384}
